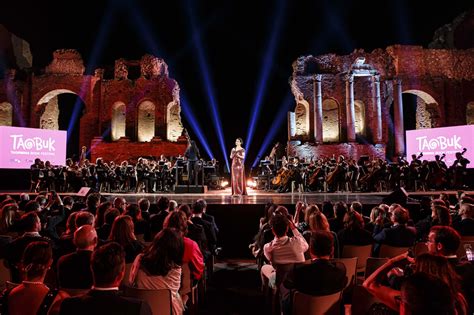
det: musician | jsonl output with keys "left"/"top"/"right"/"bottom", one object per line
{"left": 269, "top": 142, "right": 284, "bottom": 166}
{"left": 451, "top": 151, "right": 470, "bottom": 189}
{"left": 409, "top": 153, "right": 423, "bottom": 190}
{"left": 30, "top": 158, "right": 43, "bottom": 192}
{"left": 184, "top": 140, "right": 201, "bottom": 185}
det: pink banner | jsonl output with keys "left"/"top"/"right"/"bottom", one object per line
{"left": 406, "top": 125, "right": 474, "bottom": 168}
{"left": 0, "top": 126, "right": 67, "bottom": 169}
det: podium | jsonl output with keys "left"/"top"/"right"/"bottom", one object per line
{"left": 174, "top": 185, "right": 208, "bottom": 194}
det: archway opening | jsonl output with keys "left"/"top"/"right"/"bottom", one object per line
{"left": 38, "top": 90, "right": 85, "bottom": 160}
{"left": 112, "top": 102, "right": 126, "bottom": 141}
{"left": 137, "top": 101, "right": 155, "bottom": 142}
{"left": 0, "top": 102, "right": 13, "bottom": 126}
{"left": 322, "top": 98, "right": 340, "bottom": 142}
{"left": 467, "top": 102, "right": 474, "bottom": 125}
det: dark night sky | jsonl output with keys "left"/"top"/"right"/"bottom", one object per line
{"left": 1, "top": 0, "right": 473, "bottom": 169}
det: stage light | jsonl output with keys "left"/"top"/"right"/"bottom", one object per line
{"left": 247, "top": 179, "right": 257, "bottom": 188}
{"left": 221, "top": 180, "right": 229, "bottom": 188}
{"left": 245, "top": 0, "right": 286, "bottom": 155}
{"left": 251, "top": 93, "right": 293, "bottom": 168}
{"left": 184, "top": 1, "right": 229, "bottom": 173}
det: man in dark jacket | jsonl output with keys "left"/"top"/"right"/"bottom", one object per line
{"left": 59, "top": 242, "right": 151, "bottom": 315}
{"left": 373, "top": 207, "right": 416, "bottom": 255}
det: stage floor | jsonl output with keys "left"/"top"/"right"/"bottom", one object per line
{"left": 98, "top": 188, "right": 472, "bottom": 205}
{"left": 2, "top": 188, "right": 472, "bottom": 205}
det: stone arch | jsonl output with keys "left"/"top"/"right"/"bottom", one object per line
{"left": 111, "top": 102, "right": 126, "bottom": 141}
{"left": 37, "top": 89, "right": 86, "bottom": 158}
{"left": 322, "top": 98, "right": 340, "bottom": 142}
{"left": 137, "top": 100, "right": 155, "bottom": 142}
{"left": 354, "top": 100, "right": 366, "bottom": 135}
{"left": 0, "top": 102, "right": 13, "bottom": 126}
{"left": 294, "top": 100, "right": 310, "bottom": 137}
{"left": 166, "top": 101, "right": 183, "bottom": 142}
{"left": 402, "top": 89, "right": 441, "bottom": 129}
{"left": 467, "top": 102, "right": 474, "bottom": 125}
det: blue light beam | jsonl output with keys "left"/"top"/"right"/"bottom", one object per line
{"left": 184, "top": 1, "right": 230, "bottom": 172}
{"left": 252, "top": 93, "right": 293, "bottom": 168}
{"left": 245, "top": 0, "right": 286, "bottom": 155}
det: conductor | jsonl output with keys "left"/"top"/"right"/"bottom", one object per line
{"left": 184, "top": 139, "right": 201, "bottom": 185}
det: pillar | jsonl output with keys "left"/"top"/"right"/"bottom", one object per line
{"left": 345, "top": 74, "right": 356, "bottom": 142}
{"left": 393, "top": 79, "right": 405, "bottom": 156}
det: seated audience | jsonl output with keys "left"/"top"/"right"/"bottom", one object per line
{"left": 261, "top": 208, "right": 309, "bottom": 289}
{"left": 337, "top": 210, "right": 373, "bottom": 255}
{"left": 96, "top": 208, "right": 120, "bottom": 241}
{"left": 57, "top": 225, "right": 97, "bottom": 289}
{"left": 0, "top": 203, "right": 19, "bottom": 237}
{"left": 6, "top": 241, "right": 68, "bottom": 315}
{"left": 59, "top": 242, "right": 152, "bottom": 315}
{"left": 149, "top": 196, "right": 170, "bottom": 236}
{"left": 192, "top": 200, "right": 217, "bottom": 254}
{"left": 125, "top": 203, "right": 150, "bottom": 242}
{"left": 453, "top": 203, "right": 474, "bottom": 236}
{"left": 129, "top": 228, "right": 184, "bottom": 315}
{"left": 303, "top": 205, "right": 339, "bottom": 258}
{"left": 6, "top": 212, "right": 49, "bottom": 283}
{"left": 329, "top": 201, "right": 347, "bottom": 233}
{"left": 373, "top": 207, "right": 416, "bottom": 255}
{"left": 281, "top": 230, "right": 347, "bottom": 315}
{"left": 138, "top": 198, "right": 151, "bottom": 222}
{"left": 108, "top": 215, "right": 144, "bottom": 264}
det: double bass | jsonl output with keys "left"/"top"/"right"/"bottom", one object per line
{"left": 428, "top": 153, "right": 447, "bottom": 188}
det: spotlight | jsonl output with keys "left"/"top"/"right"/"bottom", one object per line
{"left": 221, "top": 180, "right": 229, "bottom": 188}
{"left": 246, "top": 179, "right": 257, "bottom": 188}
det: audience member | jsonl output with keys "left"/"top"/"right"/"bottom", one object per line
{"left": 96, "top": 208, "right": 120, "bottom": 241}
{"left": 337, "top": 210, "right": 373, "bottom": 255}
{"left": 453, "top": 203, "right": 474, "bottom": 236}
{"left": 129, "top": 228, "right": 184, "bottom": 315}
{"left": 59, "top": 242, "right": 152, "bottom": 315}
{"left": 108, "top": 215, "right": 144, "bottom": 264}
{"left": 57, "top": 225, "right": 97, "bottom": 289}
{"left": 149, "top": 196, "right": 170, "bottom": 235}
{"left": 6, "top": 241, "right": 68, "bottom": 315}
{"left": 373, "top": 207, "right": 416, "bottom": 255}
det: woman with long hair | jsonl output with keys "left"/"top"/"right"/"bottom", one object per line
{"left": 303, "top": 206, "right": 340, "bottom": 258}
{"left": 108, "top": 215, "right": 144, "bottom": 263}
{"left": 0, "top": 203, "right": 19, "bottom": 237}
{"left": 129, "top": 228, "right": 185, "bottom": 315}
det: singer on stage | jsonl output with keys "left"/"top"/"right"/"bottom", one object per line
{"left": 230, "top": 138, "right": 247, "bottom": 196}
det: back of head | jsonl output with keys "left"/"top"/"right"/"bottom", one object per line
{"left": 109, "top": 215, "right": 136, "bottom": 245}
{"left": 344, "top": 211, "right": 364, "bottom": 230}
{"left": 321, "top": 201, "right": 334, "bottom": 219}
{"left": 414, "top": 254, "right": 460, "bottom": 292}
{"left": 142, "top": 228, "right": 184, "bottom": 276}
{"left": 74, "top": 225, "right": 98, "bottom": 250}
{"left": 178, "top": 204, "right": 192, "bottom": 219}
{"left": 91, "top": 242, "right": 125, "bottom": 287}
{"left": 401, "top": 272, "right": 456, "bottom": 315}
{"left": 22, "top": 241, "right": 52, "bottom": 280}
{"left": 351, "top": 201, "right": 363, "bottom": 214}
{"left": 304, "top": 204, "right": 320, "bottom": 223}
{"left": 192, "top": 200, "right": 205, "bottom": 214}
{"left": 75, "top": 211, "right": 95, "bottom": 228}
{"left": 157, "top": 197, "right": 170, "bottom": 212}
{"left": 270, "top": 213, "right": 289, "bottom": 237}
{"left": 138, "top": 198, "right": 150, "bottom": 212}
{"left": 86, "top": 193, "right": 100, "bottom": 209}
{"left": 163, "top": 211, "right": 188, "bottom": 235}
{"left": 24, "top": 201, "right": 40, "bottom": 213}
{"left": 196, "top": 199, "right": 207, "bottom": 211}
{"left": 169, "top": 200, "right": 178, "bottom": 212}
{"left": 310, "top": 230, "right": 334, "bottom": 258}
{"left": 125, "top": 203, "right": 141, "bottom": 220}
{"left": 104, "top": 208, "right": 121, "bottom": 225}
{"left": 63, "top": 196, "right": 74, "bottom": 207}
{"left": 430, "top": 226, "right": 461, "bottom": 256}
{"left": 308, "top": 211, "right": 330, "bottom": 232}
{"left": 21, "top": 212, "right": 40, "bottom": 232}
{"left": 392, "top": 207, "right": 409, "bottom": 225}
{"left": 433, "top": 205, "right": 451, "bottom": 226}
{"left": 334, "top": 202, "right": 348, "bottom": 219}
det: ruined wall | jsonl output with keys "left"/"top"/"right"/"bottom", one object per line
{"left": 289, "top": 45, "right": 474, "bottom": 160}
{"left": 0, "top": 48, "right": 187, "bottom": 162}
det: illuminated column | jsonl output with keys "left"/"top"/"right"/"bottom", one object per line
{"left": 373, "top": 75, "right": 383, "bottom": 143}
{"left": 393, "top": 79, "right": 405, "bottom": 156}
{"left": 345, "top": 74, "right": 356, "bottom": 142}
{"left": 313, "top": 74, "right": 323, "bottom": 143}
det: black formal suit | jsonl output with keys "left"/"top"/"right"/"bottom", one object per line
{"left": 6, "top": 233, "right": 50, "bottom": 282}
{"left": 96, "top": 223, "right": 112, "bottom": 241}
{"left": 448, "top": 257, "right": 474, "bottom": 313}
{"left": 373, "top": 224, "right": 416, "bottom": 255}
{"left": 59, "top": 289, "right": 152, "bottom": 315}
{"left": 187, "top": 222, "right": 207, "bottom": 254}
{"left": 203, "top": 212, "right": 219, "bottom": 234}
{"left": 453, "top": 218, "right": 474, "bottom": 236}
{"left": 57, "top": 250, "right": 93, "bottom": 289}
{"left": 191, "top": 216, "right": 217, "bottom": 251}
{"left": 149, "top": 210, "right": 169, "bottom": 235}
{"left": 337, "top": 227, "right": 373, "bottom": 256}
{"left": 281, "top": 258, "right": 347, "bottom": 315}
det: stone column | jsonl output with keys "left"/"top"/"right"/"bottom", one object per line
{"left": 393, "top": 79, "right": 405, "bottom": 156}
{"left": 373, "top": 75, "right": 382, "bottom": 143}
{"left": 313, "top": 74, "right": 323, "bottom": 143}
{"left": 345, "top": 74, "right": 356, "bottom": 142}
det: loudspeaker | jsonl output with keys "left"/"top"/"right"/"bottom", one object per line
{"left": 174, "top": 185, "right": 208, "bottom": 194}
{"left": 382, "top": 187, "right": 408, "bottom": 205}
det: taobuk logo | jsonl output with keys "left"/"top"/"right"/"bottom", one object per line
{"left": 416, "top": 135, "right": 462, "bottom": 151}
{"left": 10, "top": 134, "right": 56, "bottom": 151}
